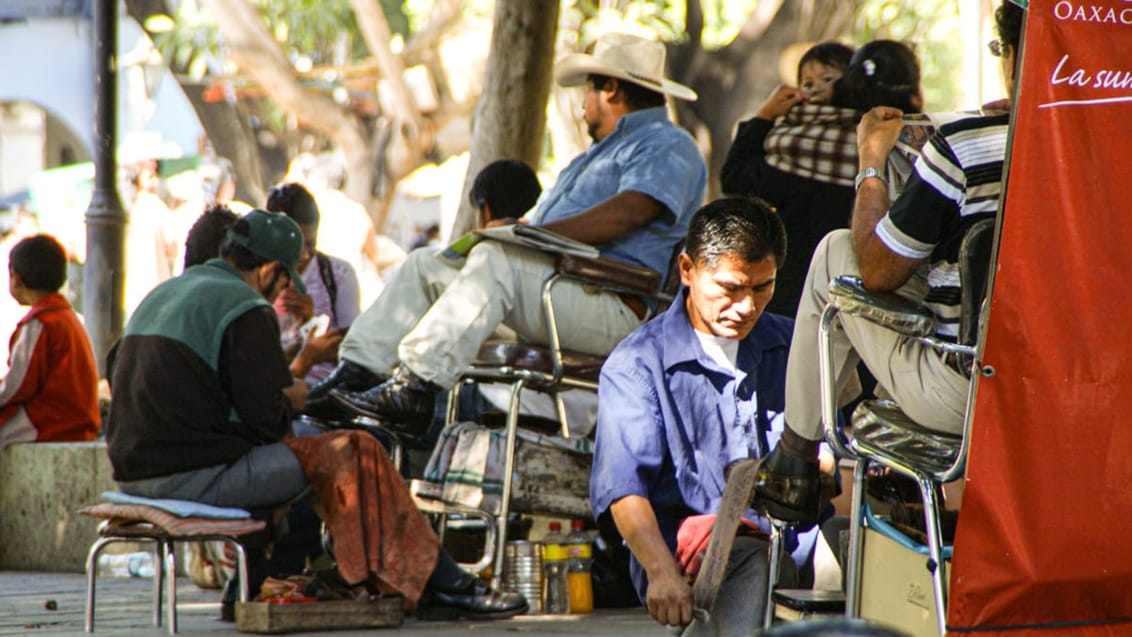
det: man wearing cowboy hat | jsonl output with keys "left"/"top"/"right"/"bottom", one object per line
{"left": 325, "top": 32, "right": 708, "bottom": 426}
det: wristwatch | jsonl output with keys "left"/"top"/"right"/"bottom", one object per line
{"left": 855, "top": 167, "right": 887, "bottom": 191}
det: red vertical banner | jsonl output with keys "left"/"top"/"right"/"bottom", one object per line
{"left": 948, "top": 1, "right": 1132, "bottom": 634}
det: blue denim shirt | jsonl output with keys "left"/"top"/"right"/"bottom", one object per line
{"left": 531, "top": 107, "right": 707, "bottom": 276}
{"left": 591, "top": 289, "right": 802, "bottom": 600}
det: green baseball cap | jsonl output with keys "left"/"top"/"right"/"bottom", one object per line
{"left": 226, "top": 208, "right": 307, "bottom": 293}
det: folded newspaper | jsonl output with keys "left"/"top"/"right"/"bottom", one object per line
{"left": 442, "top": 224, "right": 599, "bottom": 260}
{"left": 886, "top": 109, "right": 1009, "bottom": 199}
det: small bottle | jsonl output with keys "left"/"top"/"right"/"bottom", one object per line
{"left": 541, "top": 521, "right": 570, "bottom": 614}
{"left": 565, "top": 519, "right": 594, "bottom": 614}
{"left": 98, "top": 552, "right": 154, "bottom": 578}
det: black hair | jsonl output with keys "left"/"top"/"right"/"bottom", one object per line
{"left": 996, "top": 0, "right": 1025, "bottom": 77}
{"left": 469, "top": 159, "right": 542, "bottom": 221}
{"left": 220, "top": 219, "right": 271, "bottom": 272}
{"left": 183, "top": 204, "right": 238, "bottom": 269}
{"left": 797, "top": 42, "right": 854, "bottom": 81}
{"left": 9, "top": 234, "right": 67, "bottom": 292}
{"left": 831, "top": 40, "right": 922, "bottom": 113}
{"left": 685, "top": 197, "right": 786, "bottom": 269}
{"left": 587, "top": 74, "right": 667, "bottom": 111}
{"left": 265, "top": 182, "right": 320, "bottom": 227}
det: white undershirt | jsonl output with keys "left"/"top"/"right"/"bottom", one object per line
{"left": 694, "top": 330, "right": 740, "bottom": 374}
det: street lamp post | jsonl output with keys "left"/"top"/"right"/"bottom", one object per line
{"left": 84, "top": 0, "right": 127, "bottom": 376}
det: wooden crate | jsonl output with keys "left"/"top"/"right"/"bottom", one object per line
{"left": 235, "top": 597, "right": 403, "bottom": 634}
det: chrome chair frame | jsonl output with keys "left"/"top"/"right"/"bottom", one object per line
{"left": 439, "top": 250, "right": 675, "bottom": 586}
{"left": 819, "top": 219, "right": 995, "bottom": 636}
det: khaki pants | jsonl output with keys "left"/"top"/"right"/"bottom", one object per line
{"left": 340, "top": 242, "right": 640, "bottom": 389}
{"left": 785, "top": 230, "right": 971, "bottom": 438}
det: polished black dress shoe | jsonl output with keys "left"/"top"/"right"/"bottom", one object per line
{"left": 418, "top": 579, "right": 529, "bottom": 621}
{"left": 330, "top": 366, "right": 439, "bottom": 432}
{"left": 750, "top": 444, "right": 825, "bottom": 528}
{"left": 307, "top": 360, "right": 388, "bottom": 401}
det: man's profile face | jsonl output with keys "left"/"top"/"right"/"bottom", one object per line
{"left": 680, "top": 252, "right": 777, "bottom": 340}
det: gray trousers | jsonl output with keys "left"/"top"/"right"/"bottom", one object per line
{"left": 116, "top": 443, "right": 309, "bottom": 509}
{"left": 688, "top": 535, "right": 773, "bottom": 637}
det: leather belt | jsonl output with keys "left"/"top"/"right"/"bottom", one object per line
{"left": 618, "top": 293, "right": 648, "bottom": 321}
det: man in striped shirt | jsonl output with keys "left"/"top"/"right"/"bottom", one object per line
{"left": 753, "top": 0, "right": 1024, "bottom": 524}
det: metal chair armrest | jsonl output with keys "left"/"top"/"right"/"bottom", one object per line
{"left": 554, "top": 253, "right": 662, "bottom": 297}
{"left": 829, "top": 275, "right": 936, "bottom": 338}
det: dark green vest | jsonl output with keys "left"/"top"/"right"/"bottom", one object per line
{"left": 123, "top": 259, "right": 270, "bottom": 371}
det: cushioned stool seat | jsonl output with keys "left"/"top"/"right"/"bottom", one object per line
{"left": 81, "top": 501, "right": 266, "bottom": 634}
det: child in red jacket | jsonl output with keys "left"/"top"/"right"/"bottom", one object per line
{"left": 0, "top": 234, "right": 99, "bottom": 448}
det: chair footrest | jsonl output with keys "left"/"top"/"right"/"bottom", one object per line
{"left": 772, "top": 589, "right": 846, "bottom": 613}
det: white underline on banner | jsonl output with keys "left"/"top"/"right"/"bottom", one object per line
{"left": 1038, "top": 96, "right": 1132, "bottom": 109}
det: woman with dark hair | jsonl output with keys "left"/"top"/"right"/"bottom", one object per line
{"left": 721, "top": 40, "right": 923, "bottom": 317}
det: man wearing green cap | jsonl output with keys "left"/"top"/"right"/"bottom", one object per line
{"left": 106, "top": 208, "right": 309, "bottom": 506}
{"left": 105, "top": 209, "right": 528, "bottom": 621}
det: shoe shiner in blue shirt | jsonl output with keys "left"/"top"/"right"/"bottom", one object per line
{"left": 591, "top": 197, "right": 830, "bottom": 635}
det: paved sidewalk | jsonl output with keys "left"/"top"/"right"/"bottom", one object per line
{"left": 0, "top": 571, "right": 660, "bottom": 636}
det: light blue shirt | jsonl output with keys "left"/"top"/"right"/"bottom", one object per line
{"left": 532, "top": 107, "right": 707, "bottom": 276}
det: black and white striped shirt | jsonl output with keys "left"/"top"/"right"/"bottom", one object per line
{"left": 876, "top": 113, "right": 1009, "bottom": 339}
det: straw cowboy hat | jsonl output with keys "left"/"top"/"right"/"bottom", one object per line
{"left": 555, "top": 32, "right": 698, "bottom": 102}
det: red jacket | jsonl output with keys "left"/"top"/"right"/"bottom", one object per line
{"left": 0, "top": 294, "right": 100, "bottom": 447}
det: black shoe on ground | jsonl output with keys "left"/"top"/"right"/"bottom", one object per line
{"left": 308, "top": 360, "right": 388, "bottom": 401}
{"left": 418, "top": 579, "right": 528, "bottom": 621}
{"left": 751, "top": 444, "right": 825, "bottom": 527}
{"left": 330, "top": 366, "right": 439, "bottom": 431}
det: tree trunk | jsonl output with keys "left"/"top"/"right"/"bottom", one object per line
{"left": 670, "top": 0, "right": 861, "bottom": 199}
{"left": 180, "top": 81, "right": 268, "bottom": 205}
{"left": 448, "top": 0, "right": 560, "bottom": 237}
{"left": 201, "top": 0, "right": 376, "bottom": 208}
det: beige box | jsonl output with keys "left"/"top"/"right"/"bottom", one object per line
{"left": 859, "top": 526, "right": 948, "bottom": 637}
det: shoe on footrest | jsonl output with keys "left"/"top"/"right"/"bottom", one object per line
{"left": 329, "top": 366, "right": 439, "bottom": 433}
{"left": 308, "top": 361, "right": 388, "bottom": 401}
{"left": 418, "top": 579, "right": 528, "bottom": 621}
{"left": 751, "top": 445, "right": 834, "bottom": 528}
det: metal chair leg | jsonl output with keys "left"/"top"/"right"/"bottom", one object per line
{"left": 763, "top": 519, "right": 787, "bottom": 629}
{"left": 163, "top": 541, "right": 177, "bottom": 634}
{"left": 845, "top": 459, "right": 869, "bottom": 618}
{"left": 491, "top": 378, "right": 525, "bottom": 590}
{"left": 917, "top": 476, "right": 949, "bottom": 636}
{"left": 153, "top": 541, "right": 163, "bottom": 628}
{"left": 85, "top": 536, "right": 117, "bottom": 633}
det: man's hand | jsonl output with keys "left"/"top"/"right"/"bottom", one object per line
{"left": 857, "top": 106, "right": 905, "bottom": 170}
{"left": 646, "top": 567, "right": 694, "bottom": 628}
{"left": 290, "top": 328, "right": 344, "bottom": 379}
{"left": 278, "top": 286, "right": 314, "bottom": 324}
{"left": 282, "top": 380, "right": 309, "bottom": 412}
{"left": 756, "top": 85, "right": 806, "bottom": 121}
{"left": 484, "top": 216, "right": 530, "bottom": 229}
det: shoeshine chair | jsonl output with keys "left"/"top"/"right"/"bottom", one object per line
{"left": 818, "top": 219, "right": 996, "bottom": 636}
{"left": 433, "top": 245, "right": 681, "bottom": 587}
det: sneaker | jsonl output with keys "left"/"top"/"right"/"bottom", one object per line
{"left": 751, "top": 444, "right": 825, "bottom": 527}
{"left": 330, "top": 366, "right": 439, "bottom": 432}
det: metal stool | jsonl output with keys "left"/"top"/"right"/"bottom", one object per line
{"left": 81, "top": 503, "right": 266, "bottom": 634}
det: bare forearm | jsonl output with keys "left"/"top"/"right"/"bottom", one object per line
{"left": 539, "top": 191, "right": 663, "bottom": 246}
{"left": 610, "top": 495, "right": 683, "bottom": 580}
{"left": 850, "top": 179, "right": 891, "bottom": 257}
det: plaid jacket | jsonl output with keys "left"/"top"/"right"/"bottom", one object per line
{"left": 763, "top": 104, "right": 860, "bottom": 187}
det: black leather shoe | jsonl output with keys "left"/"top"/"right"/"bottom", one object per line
{"left": 330, "top": 366, "right": 439, "bottom": 432}
{"left": 751, "top": 444, "right": 825, "bottom": 528}
{"left": 308, "top": 361, "right": 387, "bottom": 401}
{"left": 418, "top": 579, "right": 528, "bottom": 621}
